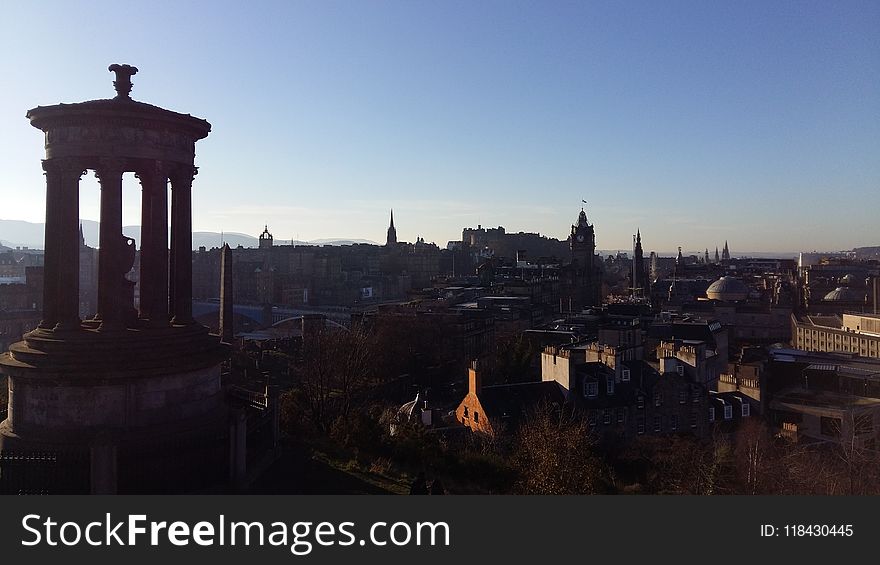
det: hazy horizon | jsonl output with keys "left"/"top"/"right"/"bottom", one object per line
{"left": 1, "top": 217, "right": 870, "bottom": 259}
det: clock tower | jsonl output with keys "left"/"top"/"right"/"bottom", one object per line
{"left": 571, "top": 207, "right": 595, "bottom": 269}
{"left": 569, "top": 207, "right": 599, "bottom": 308}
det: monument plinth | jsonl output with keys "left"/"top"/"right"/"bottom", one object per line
{"left": 0, "top": 66, "right": 229, "bottom": 492}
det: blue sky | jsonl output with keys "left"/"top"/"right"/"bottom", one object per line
{"left": 0, "top": 0, "right": 877, "bottom": 252}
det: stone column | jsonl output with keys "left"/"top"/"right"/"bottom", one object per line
{"left": 39, "top": 158, "right": 85, "bottom": 331}
{"left": 169, "top": 165, "right": 195, "bottom": 325}
{"left": 136, "top": 161, "right": 169, "bottom": 325}
{"left": 137, "top": 166, "right": 153, "bottom": 321}
{"left": 95, "top": 158, "right": 126, "bottom": 330}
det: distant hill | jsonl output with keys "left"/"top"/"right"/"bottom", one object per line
{"left": 0, "top": 219, "right": 377, "bottom": 249}
{"left": 853, "top": 246, "right": 880, "bottom": 260}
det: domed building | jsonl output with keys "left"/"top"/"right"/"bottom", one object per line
{"left": 706, "top": 276, "right": 749, "bottom": 302}
{"left": 823, "top": 286, "right": 865, "bottom": 303}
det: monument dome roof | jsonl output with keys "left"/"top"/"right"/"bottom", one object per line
{"left": 706, "top": 276, "right": 749, "bottom": 301}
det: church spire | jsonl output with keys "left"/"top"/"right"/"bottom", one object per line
{"left": 386, "top": 209, "right": 398, "bottom": 246}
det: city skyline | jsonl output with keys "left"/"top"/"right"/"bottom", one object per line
{"left": 1, "top": 1, "right": 878, "bottom": 251}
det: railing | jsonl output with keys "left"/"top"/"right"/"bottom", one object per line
{"left": 719, "top": 374, "right": 759, "bottom": 389}
{"left": 0, "top": 450, "right": 90, "bottom": 494}
{"left": 229, "top": 385, "right": 268, "bottom": 410}
{"left": 780, "top": 422, "right": 799, "bottom": 442}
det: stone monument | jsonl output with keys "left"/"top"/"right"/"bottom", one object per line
{"left": 0, "top": 65, "right": 230, "bottom": 493}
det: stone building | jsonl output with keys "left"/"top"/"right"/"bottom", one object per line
{"left": 536, "top": 338, "right": 712, "bottom": 441}
{"left": 0, "top": 266, "right": 42, "bottom": 353}
{"left": 765, "top": 348, "right": 880, "bottom": 449}
{"left": 190, "top": 215, "right": 443, "bottom": 309}
{"left": 797, "top": 255, "right": 877, "bottom": 314}
{"left": 791, "top": 312, "right": 880, "bottom": 359}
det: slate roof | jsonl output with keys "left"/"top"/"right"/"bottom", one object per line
{"left": 478, "top": 381, "right": 566, "bottom": 422}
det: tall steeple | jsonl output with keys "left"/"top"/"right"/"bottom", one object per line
{"left": 715, "top": 246, "right": 720, "bottom": 263}
{"left": 632, "top": 229, "right": 645, "bottom": 298}
{"left": 386, "top": 209, "right": 397, "bottom": 246}
{"left": 722, "top": 240, "right": 730, "bottom": 262}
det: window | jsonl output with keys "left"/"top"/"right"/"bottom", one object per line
{"left": 820, "top": 416, "right": 841, "bottom": 438}
{"left": 679, "top": 391, "right": 687, "bottom": 404}
{"left": 637, "top": 395, "right": 645, "bottom": 409}
{"left": 671, "top": 415, "right": 678, "bottom": 431}
{"left": 741, "top": 402, "right": 750, "bottom": 417}
{"left": 723, "top": 405, "right": 732, "bottom": 420}
{"left": 585, "top": 380, "right": 598, "bottom": 398}
{"left": 622, "top": 368, "right": 631, "bottom": 382}
{"left": 654, "top": 392, "right": 662, "bottom": 407}
{"left": 463, "top": 407, "right": 469, "bottom": 418}
{"left": 603, "top": 409, "right": 612, "bottom": 425}
{"left": 709, "top": 407, "right": 715, "bottom": 422}
{"left": 588, "top": 411, "right": 597, "bottom": 426}
{"left": 690, "top": 411, "right": 697, "bottom": 428}
{"left": 653, "top": 415, "right": 661, "bottom": 432}
{"left": 676, "top": 365, "right": 684, "bottom": 376}
{"left": 617, "top": 408, "right": 625, "bottom": 424}
{"left": 607, "top": 377, "right": 615, "bottom": 395}
{"left": 637, "top": 417, "right": 645, "bottom": 435}
{"left": 692, "top": 386, "right": 700, "bottom": 403}
{"left": 474, "top": 411, "right": 479, "bottom": 423}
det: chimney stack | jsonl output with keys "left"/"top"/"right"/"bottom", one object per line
{"left": 468, "top": 359, "right": 482, "bottom": 396}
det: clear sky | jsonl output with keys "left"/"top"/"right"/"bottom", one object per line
{"left": 1, "top": 0, "right": 877, "bottom": 252}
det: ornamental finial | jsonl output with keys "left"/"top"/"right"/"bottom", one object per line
{"left": 108, "top": 64, "right": 139, "bottom": 99}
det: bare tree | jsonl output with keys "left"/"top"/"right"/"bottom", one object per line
{"left": 733, "top": 418, "right": 781, "bottom": 494}
{"left": 295, "top": 325, "right": 377, "bottom": 432}
{"left": 512, "top": 403, "right": 606, "bottom": 494}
